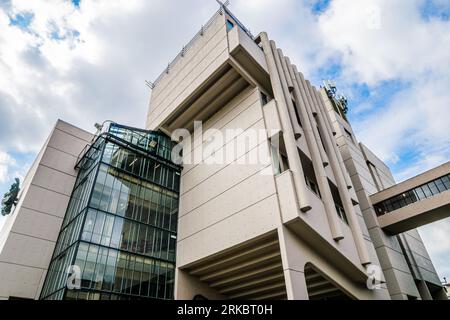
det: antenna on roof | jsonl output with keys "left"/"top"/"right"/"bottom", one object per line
{"left": 216, "top": 0, "right": 230, "bottom": 8}
{"left": 145, "top": 80, "right": 155, "bottom": 89}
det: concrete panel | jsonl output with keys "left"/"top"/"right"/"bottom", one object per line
{"left": 182, "top": 131, "right": 267, "bottom": 197}
{"left": 182, "top": 99, "right": 264, "bottom": 173}
{"left": 150, "top": 47, "right": 230, "bottom": 129}
{"left": 383, "top": 268, "right": 419, "bottom": 298}
{"left": 180, "top": 150, "right": 270, "bottom": 216}
{"left": 368, "top": 226, "right": 402, "bottom": 252}
{"left": 0, "top": 262, "right": 45, "bottom": 300}
{"left": 0, "top": 233, "right": 55, "bottom": 269}
{"left": 150, "top": 14, "right": 226, "bottom": 106}
{"left": 0, "top": 120, "right": 92, "bottom": 300}
{"left": 178, "top": 165, "right": 277, "bottom": 240}
{"left": 20, "top": 185, "right": 70, "bottom": 219}
{"left": 55, "top": 120, "right": 93, "bottom": 143}
{"left": 276, "top": 170, "right": 300, "bottom": 224}
{"left": 47, "top": 128, "right": 90, "bottom": 158}
{"left": 11, "top": 207, "right": 63, "bottom": 242}
{"left": 177, "top": 194, "right": 280, "bottom": 267}
{"left": 40, "top": 146, "right": 78, "bottom": 178}
{"left": 376, "top": 246, "right": 411, "bottom": 274}
{"left": 32, "top": 165, "right": 76, "bottom": 197}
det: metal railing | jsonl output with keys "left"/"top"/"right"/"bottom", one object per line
{"left": 150, "top": 5, "right": 255, "bottom": 88}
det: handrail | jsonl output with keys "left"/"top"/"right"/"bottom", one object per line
{"left": 75, "top": 131, "right": 182, "bottom": 171}
{"left": 151, "top": 8, "right": 223, "bottom": 87}
{"left": 151, "top": 6, "right": 254, "bottom": 88}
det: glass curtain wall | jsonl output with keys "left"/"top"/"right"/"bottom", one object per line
{"left": 40, "top": 124, "right": 181, "bottom": 300}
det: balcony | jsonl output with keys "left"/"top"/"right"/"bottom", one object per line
{"left": 227, "top": 23, "right": 272, "bottom": 94}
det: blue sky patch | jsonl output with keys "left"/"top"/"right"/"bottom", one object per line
{"left": 311, "top": 0, "right": 331, "bottom": 14}
{"left": 9, "top": 11, "right": 34, "bottom": 30}
{"left": 420, "top": 0, "right": 450, "bottom": 21}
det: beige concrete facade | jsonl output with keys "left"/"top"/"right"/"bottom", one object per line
{"left": 146, "top": 7, "right": 392, "bottom": 300}
{"left": 0, "top": 120, "right": 92, "bottom": 300}
{"left": 322, "top": 94, "right": 447, "bottom": 300}
{"left": 0, "top": 6, "right": 447, "bottom": 301}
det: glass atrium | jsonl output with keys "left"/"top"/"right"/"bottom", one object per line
{"left": 40, "top": 123, "right": 181, "bottom": 300}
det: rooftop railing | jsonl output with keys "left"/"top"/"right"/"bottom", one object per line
{"left": 149, "top": 5, "right": 255, "bottom": 88}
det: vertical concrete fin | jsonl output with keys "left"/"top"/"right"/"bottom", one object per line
{"left": 278, "top": 49, "right": 294, "bottom": 92}
{"left": 317, "top": 88, "right": 353, "bottom": 189}
{"left": 288, "top": 64, "right": 343, "bottom": 241}
{"left": 269, "top": 41, "right": 303, "bottom": 140}
{"left": 312, "top": 87, "right": 371, "bottom": 265}
{"left": 260, "top": 33, "right": 311, "bottom": 212}
{"left": 303, "top": 80, "right": 329, "bottom": 167}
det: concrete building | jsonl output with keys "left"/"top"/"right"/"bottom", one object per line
{"left": 0, "top": 6, "right": 448, "bottom": 300}
{"left": 443, "top": 281, "right": 450, "bottom": 299}
{"left": 0, "top": 120, "right": 93, "bottom": 299}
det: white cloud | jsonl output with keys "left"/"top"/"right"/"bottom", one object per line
{"left": 0, "top": 0, "right": 219, "bottom": 154}
{"left": 314, "top": 0, "right": 450, "bottom": 181}
{"left": 0, "top": 0, "right": 449, "bottom": 283}
{"left": 318, "top": 0, "right": 450, "bottom": 84}
{"left": 0, "top": 150, "right": 15, "bottom": 183}
{"left": 419, "top": 219, "right": 450, "bottom": 279}
{"left": 353, "top": 77, "right": 450, "bottom": 171}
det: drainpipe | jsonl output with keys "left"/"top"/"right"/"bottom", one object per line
{"left": 310, "top": 84, "right": 371, "bottom": 265}
{"left": 260, "top": 32, "right": 311, "bottom": 212}
{"left": 285, "top": 62, "right": 343, "bottom": 241}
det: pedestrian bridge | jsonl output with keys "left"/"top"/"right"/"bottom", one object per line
{"left": 370, "top": 162, "right": 450, "bottom": 235}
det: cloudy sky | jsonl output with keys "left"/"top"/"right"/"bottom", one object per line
{"left": 0, "top": 0, "right": 449, "bottom": 281}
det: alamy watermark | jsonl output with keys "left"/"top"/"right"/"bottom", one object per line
{"left": 170, "top": 121, "right": 281, "bottom": 174}
{"left": 366, "top": 264, "right": 383, "bottom": 290}
{"left": 66, "top": 265, "right": 81, "bottom": 290}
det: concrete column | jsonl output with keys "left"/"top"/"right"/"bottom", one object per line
{"left": 277, "top": 226, "right": 309, "bottom": 300}
{"left": 309, "top": 84, "right": 371, "bottom": 266}
{"left": 303, "top": 80, "right": 329, "bottom": 167}
{"left": 270, "top": 41, "right": 303, "bottom": 139}
{"left": 433, "top": 287, "right": 449, "bottom": 300}
{"left": 286, "top": 63, "right": 343, "bottom": 241}
{"left": 417, "top": 280, "right": 433, "bottom": 300}
{"left": 278, "top": 49, "right": 294, "bottom": 91}
{"left": 260, "top": 32, "right": 311, "bottom": 212}
{"left": 318, "top": 89, "right": 353, "bottom": 189}
{"left": 283, "top": 58, "right": 326, "bottom": 168}
{"left": 315, "top": 127, "right": 329, "bottom": 167}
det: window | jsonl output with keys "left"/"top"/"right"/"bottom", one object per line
{"left": 270, "top": 144, "right": 281, "bottom": 175}
{"left": 335, "top": 204, "right": 349, "bottom": 225}
{"left": 299, "top": 150, "right": 321, "bottom": 198}
{"left": 270, "top": 133, "right": 290, "bottom": 175}
{"left": 292, "top": 100, "right": 302, "bottom": 128}
{"left": 41, "top": 124, "right": 180, "bottom": 301}
{"left": 367, "top": 161, "right": 384, "bottom": 192}
{"left": 306, "top": 177, "right": 320, "bottom": 196}
{"left": 328, "top": 180, "right": 348, "bottom": 224}
{"left": 374, "top": 173, "right": 450, "bottom": 216}
{"left": 260, "top": 92, "right": 269, "bottom": 106}
{"left": 343, "top": 128, "right": 354, "bottom": 144}
{"left": 226, "top": 19, "right": 234, "bottom": 31}
{"left": 280, "top": 152, "right": 290, "bottom": 172}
